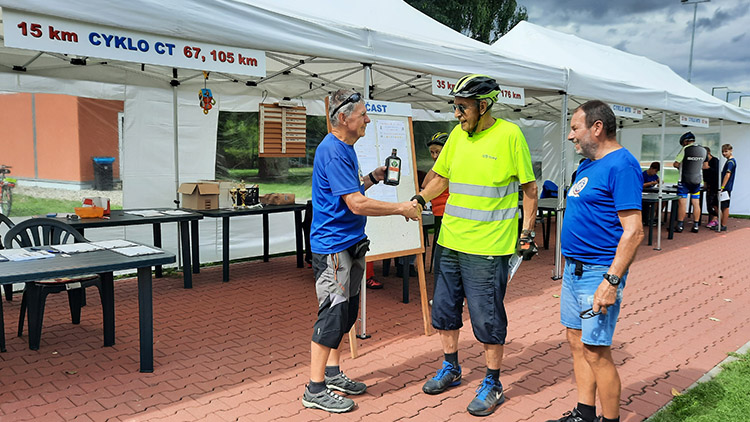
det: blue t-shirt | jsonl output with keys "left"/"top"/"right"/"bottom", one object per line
{"left": 642, "top": 170, "right": 659, "bottom": 185}
{"left": 310, "top": 133, "right": 367, "bottom": 254}
{"left": 562, "top": 148, "right": 643, "bottom": 266}
{"left": 722, "top": 158, "right": 737, "bottom": 191}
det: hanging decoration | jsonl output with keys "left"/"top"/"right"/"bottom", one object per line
{"left": 199, "top": 71, "right": 216, "bottom": 114}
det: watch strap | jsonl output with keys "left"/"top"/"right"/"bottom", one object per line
{"left": 410, "top": 194, "right": 426, "bottom": 207}
{"left": 368, "top": 172, "right": 378, "bottom": 184}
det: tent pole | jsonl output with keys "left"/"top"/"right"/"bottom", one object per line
{"left": 656, "top": 111, "right": 666, "bottom": 250}
{"left": 553, "top": 94, "right": 568, "bottom": 280}
{"left": 359, "top": 63, "right": 372, "bottom": 339}
{"left": 173, "top": 81, "right": 183, "bottom": 269}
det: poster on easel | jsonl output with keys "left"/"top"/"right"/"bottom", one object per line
{"left": 325, "top": 98, "right": 432, "bottom": 351}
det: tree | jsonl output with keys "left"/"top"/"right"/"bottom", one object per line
{"left": 405, "top": 0, "right": 527, "bottom": 44}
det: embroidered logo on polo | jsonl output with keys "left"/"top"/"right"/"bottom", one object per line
{"left": 568, "top": 177, "right": 588, "bottom": 197}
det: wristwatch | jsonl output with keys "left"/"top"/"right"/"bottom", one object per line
{"left": 603, "top": 273, "right": 621, "bottom": 286}
{"left": 521, "top": 229, "right": 536, "bottom": 239}
{"left": 410, "top": 194, "right": 426, "bottom": 207}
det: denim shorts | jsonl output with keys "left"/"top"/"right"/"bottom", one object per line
{"left": 431, "top": 245, "right": 510, "bottom": 344}
{"left": 560, "top": 258, "right": 626, "bottom": 346}
{"left": 677, "top": 182, "right": 701, "bottom": 199}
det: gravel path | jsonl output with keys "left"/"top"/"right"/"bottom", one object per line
{"left": 15, "top": 186, "right": 123, "bottom": 206}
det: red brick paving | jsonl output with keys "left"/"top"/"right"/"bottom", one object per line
{"left": 2, "top": 218, "right": 750, "bottom": 421}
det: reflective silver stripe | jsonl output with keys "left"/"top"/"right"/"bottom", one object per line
{"left": 449, "top": 181, "right": 518, "bottom": 198}
{"left": 445, "top": 204, "right": 518, "bottom": 222}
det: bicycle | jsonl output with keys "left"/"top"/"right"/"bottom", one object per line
{"left": 0, "top": 165, "right": 16, "bottom": 216}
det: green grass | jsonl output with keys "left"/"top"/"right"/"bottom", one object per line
{"left": 648, "top": 350, "right": 750, "bottom": 422}
{"left": 10, "top": 195, "right": 122, "bottom": 218}
{"left": 226, "top": 167, "right": 313, "bottom": 200}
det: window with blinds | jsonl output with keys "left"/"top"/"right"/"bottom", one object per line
{"left": 259, "top": 103, "right": 306, "bottom": 157}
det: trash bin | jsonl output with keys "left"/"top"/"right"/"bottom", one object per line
{"left": 92, "top": 157, "right": 115, "bottom": 191}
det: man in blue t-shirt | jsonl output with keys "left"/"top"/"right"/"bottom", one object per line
{"left": 642, "top": 161, "right": 660, "bottom": 189}
{"left": 548, "top": 101, "right": 644, "bottom": 422}
{"left": 302, "top": 89, "right": 420, "bottom": 414}
{"left": 719, "top": 144, "right": 737, "bottom": 232}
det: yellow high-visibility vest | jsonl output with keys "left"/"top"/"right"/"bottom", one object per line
{"left": 432, "top": 119, "right": 535, "bottom": 255}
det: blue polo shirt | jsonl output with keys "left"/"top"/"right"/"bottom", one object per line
{"left": 562, "top": 148, "right": 643, "bottom": 266}
{"left": 310, "top": 133, "right": 367, "bottom": 254}
{"left": 642, "top": 170, "right": 659, "bottom": 185}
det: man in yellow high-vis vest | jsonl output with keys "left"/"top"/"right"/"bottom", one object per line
{"left": 414, "top": 74, "right": 539, "bottom": 417}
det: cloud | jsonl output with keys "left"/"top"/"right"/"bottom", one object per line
{"left": 695, "top": 3, "right": 750, "bottom": 30}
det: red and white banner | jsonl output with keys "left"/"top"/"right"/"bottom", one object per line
{"left": 3, "top": 9, "right": 266, "bottom": 77}
{"left": 432, "top": 76, "right": 525, "bottom": 106}
{"left": 679, "top": 114, "right": 710, "bottom": 128}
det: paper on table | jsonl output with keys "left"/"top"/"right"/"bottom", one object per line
{"left": 112, "top": 245, "right": 163, "bottom": 257}
{"left": 0, "top": 249, "right": 56, "bottom": 261}
{"left": 126, "top": 210, "right": 165, "bottom": 217}
{"left": 90, "top": 239, "right": 138, "bottom": 249}
{"left": 52, "top": 243, "right": 103, "bottom": 254}
{"left": 161, "top": 210, "right": 193, "bottom": 215}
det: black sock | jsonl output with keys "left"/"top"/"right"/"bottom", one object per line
{"left": 576, "top": 403, "right": 596, "bottom": 422}
{"left": 444, "top": 352, "right": 458, "bottom": 368}
{"left": 308, "top": 380, "right": 326, "bottom": 394}
{"left": 677, "top": 220, "right": 684, "bottom": 226}
{"left": 485, "top": 368, "right": 500, "bottom": 380}
{"left": 324, "top": 365, "right": 341, "bottom": 377}
{"left": 602, "top": 417, "right": 619, "bottom": 422}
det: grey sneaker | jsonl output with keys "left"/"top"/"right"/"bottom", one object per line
{"left": 422, "top": 361, "right": 462, "bottom": 395}
{"left": 466, "top": 375, "right": 505, "bottom": 416}
{"left": 325, "top": 372, "right": 367, "bottom": 395}
{"left": 302, "top": 385, "right": 355, "bottom": 413}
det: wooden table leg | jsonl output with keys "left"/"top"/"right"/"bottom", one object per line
{"left": 137, "top": 266, "right": 153, "bottom": 373}
{"left": 222, "top": 217, "right": 230, "bottom": 282}
{"left": 191, "top": 220, "right": 200, "bottom": 274}
{"left": 101, "top": 272, "right": 115, "bottom": 347}
{"left": 294, "top": 209, "right": 303, "bottom": 268}
{"left": 180, "top": 221, "right": 192, "bottom": 289}
{"left": 152, "top": 224, "right": 162, "bottom": 278}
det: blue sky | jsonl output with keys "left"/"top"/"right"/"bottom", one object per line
{"left": 517, "top": 0, "right": 749, "bottom": 106}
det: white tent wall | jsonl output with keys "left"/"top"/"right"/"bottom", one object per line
{"left": 620, "top": 125, "right": 749, "bottom": 215}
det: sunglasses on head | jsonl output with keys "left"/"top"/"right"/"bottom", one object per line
{"left": 330, "top": 92, "right": 362, "bottom": 118}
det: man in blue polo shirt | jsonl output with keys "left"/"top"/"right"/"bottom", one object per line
{"left": 547, "top": 100, "right": 644, "bottom": 422}
{"left": 302, "top": 89, "right": 420, "bottom": 414}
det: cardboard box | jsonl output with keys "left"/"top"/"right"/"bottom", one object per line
{"left": 199, "top": 180, "right": 235, "bottom": 208}
{"left": 178, "top": 182, "right": 220, "bottom": 210}
{"left": 260, "top": 193, "right": 295, "bottom": 205}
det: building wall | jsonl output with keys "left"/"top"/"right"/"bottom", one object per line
{"left": 78, "top": 97, "right": 122, "bottom": 181}
{"left": 0, "top": 93, "right": 123, "bottom": 184}
{"left": 0, "top": 93, "right": 34, "bottom": 178}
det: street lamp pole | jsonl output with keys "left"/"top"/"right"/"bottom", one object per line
{"left": 681, "top": 0, "right": 711, "bottom": 82}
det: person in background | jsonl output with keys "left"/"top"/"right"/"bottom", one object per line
{"left": 303, "top": 89, "right": 420, "bottom": 413}
{"left": 416, "top": 74, "right": 538, "bottom": 417}
{"left": 672, "top": 132, "right": 707, "bottom": 233}
{"left": 365, "top": 262, "right": 382, "bottom": 289}
{"left": 642, "top": 162, "right": 660, "bottom": 189}
{"left": 547, "top": 100, "right": 643, "bottom": 422}
{"left": 702, "top": 147, "right": 720, "bottom": 229}
{"left": 719, "top": 144, "right": 736, "bottom": 232}
{"left": 422, "top": 132, "right": 450, "bottom": 269}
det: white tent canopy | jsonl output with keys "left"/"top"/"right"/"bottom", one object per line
{"left": 492, "top": 21, "right": 750, "bottom": 124}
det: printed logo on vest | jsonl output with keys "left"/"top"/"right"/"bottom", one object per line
{"left": 569, "top": 177, "right": 588, "bottom": 197}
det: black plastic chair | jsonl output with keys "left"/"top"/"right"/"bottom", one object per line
{"left": 0, "top": 213, "right": 12, "bottom": 351}
{"left": 0, "top": 213, "right": 15, "bottom": 303}
{"left": 3, "top": 218, "right": 113, "bottom": 351}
